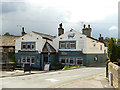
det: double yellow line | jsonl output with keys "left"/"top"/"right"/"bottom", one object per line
{"left": 53, "top": 72, "right": 105, "bottom": 88}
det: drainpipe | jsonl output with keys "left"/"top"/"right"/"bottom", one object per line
{"left": 41, "top": 54, "right": 44, "bottom": 70}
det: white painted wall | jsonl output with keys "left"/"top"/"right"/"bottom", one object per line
{"left": 15, "top": 32, "right": 46, "bottom": 53}
{"left": 52, "top": 30, "right": 107, "bottom": 54}
{"left": 52, "top": 30, "right": 87, "bottom": 52}
{"left": 84, "top": 37, "right": 107, "bottom": 54}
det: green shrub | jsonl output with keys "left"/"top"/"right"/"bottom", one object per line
{"left": 50, "top": 62, "right": 62, "bottom": 70}
{"left": 62, "top": 64, "right": 70, "bottom": 70}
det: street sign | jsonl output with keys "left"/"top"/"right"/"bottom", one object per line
{"left": 44, "top": 64, "right": 50, "bottom": 71}
{"left": 24, "top": 63, "right": 31, "bottom": 73}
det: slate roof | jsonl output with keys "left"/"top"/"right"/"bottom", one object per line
{"left": 32, "top": 31, "right": 56, "bottom": 41}
{"left": 0, "top": 35, "right": 21, "bottom": 47}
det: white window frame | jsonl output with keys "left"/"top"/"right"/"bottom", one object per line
{"left": 27, "top": 43, "right": 31, "bottom": 49}
{"left": 66, "top": 42, "right": 69, "bottom": 49}
{"left": 60, "top": 42, "right": 66, "bottom": 49}
{"left": 60, "top": 58, "right": 66, "bottom": 64}
{"left": 70, "top": 41, "right": 75, "bottom": 49}
{"left": 76, "top": 57, "right": 83, "bottom": 65}
{"left": 69, "top": 57, "right": 75, "bottom": 65}
{"left": 22, "top": 42, "right": 26, "bottom": 49}
{"left": 21, "top": 57, "right": 26, "bottom": 63}
{"left": 31, "top": 43, "right": 35, "bottom": 49}
{"left": 21, "top": 56, "right": 35, "bottom": 64}
{"left": 26, "top": 57, "right": 31, "bottom": 63}
{"left": 66, "top": 58, "right": 69, "bottom": 64}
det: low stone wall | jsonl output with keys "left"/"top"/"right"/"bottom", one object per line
{"left": 108, "top": 62, "right": 120, "bottom": 90}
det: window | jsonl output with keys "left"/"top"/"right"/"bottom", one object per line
{"left": 21, "top": 56, "right": 35, "bottom": 64}
{"left": 22, "top": 57, "right": 26, "bottom": 63}
{"left": 66, "top": 42, "right": 69, "bottom": 49}
{"left": 69, "top": 58, "right": 74, "bottom": 64}
{"left": 27, "top": 43, "right": 31, "bottom": 49}
{"left": 76, "top": 58, "right": 83, "bottom": 65}
{"left": 31, "top": 43, "right": 35, "bottom": 49}
{"left": 9, "top": 48, "right": 14, "bottom": 52}
{"left": 100, "top": 45, "right": 102, "bottom": 50}
{"left": 60, "top": 58, "right": 65, "bottom": 64}
{"left": 66, "top": 58, "right": 69, "bottom": 63}
{"left": 70, "top": 41, "right": 75, "bottom": 49}
{"left": 59, "top": 41, "right": 76, "bottom": 49}
{"left": 31, "top": 57, "right": 34, "bottom": 63}
{"left": 21, "top": 42, "right": 35, "bottom": 50}
{"left": 27, "top": 57, "right": 30, "bottom": 63}
{"left": 60, "top": 42, "right": 65, "bottom": 49}
{"left": 22, "top": 42, "right": 26, "bottom": 49}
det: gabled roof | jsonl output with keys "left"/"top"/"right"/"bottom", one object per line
{"left": 42, "top": 42, "right": 56, "bottom": 53}
{"left": 32, "top": 31, "right": 56, "bottom": 41}
{"left": 0, "top": 35, "right": 21, "bottom": 47}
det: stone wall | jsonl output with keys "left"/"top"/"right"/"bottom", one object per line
{"left": 108, "top": 62, "right": 120, "bottom": 90}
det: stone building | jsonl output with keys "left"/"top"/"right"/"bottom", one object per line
{"left": 0, "top": 35, "right": 21, "bottom": 65}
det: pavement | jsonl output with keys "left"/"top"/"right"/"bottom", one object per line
{"left": 56, "top": 73, "right": 113, "bottom": 88}
{"left": 0, "top": 70, "right": 46, "bottom": 78}
{"left": 1, "top": 66, "right": 114, "bottom": 89}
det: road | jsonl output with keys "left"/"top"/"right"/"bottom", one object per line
{"left": 1, "top": 66, "right": 110, "bottom": 88}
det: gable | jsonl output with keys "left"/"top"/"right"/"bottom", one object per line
{"left": 16, "top": 32, "right": 43, "bottom": 42}
{"left": 56, "top": 29, "right": 86, "bottom": 40}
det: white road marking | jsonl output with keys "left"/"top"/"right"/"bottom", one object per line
{"left": 45, "top": 79, "right": 59, "bottom": 82}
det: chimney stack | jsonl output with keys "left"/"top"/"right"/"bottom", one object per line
{"left": 99, "top": 34, "right": 103, "bottom": 42}
{"left": 58, "top": 23, "right": 64, "bottom": 36}
{"left": 82, "top": 24, "right": 92, "bottom": 37}
{"left": 21, "top": 27, "right": 27, "bottom": 36}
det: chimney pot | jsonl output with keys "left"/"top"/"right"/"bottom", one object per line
{"left": 83, "top": 24, "right": 86, "bottom": 28}
{"left": 88, "top": 25, "right": 90, "bottom": 28}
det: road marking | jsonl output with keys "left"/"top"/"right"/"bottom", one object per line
{"left": 45, "top": 79, "right": 59, "bottom": 82}
{"left": 53, "top": 72, "right": 105, "bottom": 88}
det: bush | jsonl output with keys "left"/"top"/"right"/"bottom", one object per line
{"left": 50, "top": 62, "right": 63, "bottom": 70}
{"left": 62, "top": 64, "right": 70, "bottom": 70}
{"left": 62, "top": 65, "right": 81, "bottom": 70}
{"left": 107, "top": 38, "right": 118, "bottom": 62}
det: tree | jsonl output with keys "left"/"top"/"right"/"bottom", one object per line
{"left": 118, "top": 46, "right": 120, "bottom": 59}
{"left": 107, "top": 38, "right": 118, "bottom": 62}
{"left": 4, "top": 32, "right": 11, "bottom": 36}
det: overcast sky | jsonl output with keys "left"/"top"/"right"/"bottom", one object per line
{"left": 0, "top": 0, "right": 119, "bottom": 39}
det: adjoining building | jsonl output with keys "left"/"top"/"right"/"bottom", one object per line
{"left": 15, "top": 31, "right": 56, "bottom": 70}
{"left": 0, "top": 35, "right": 21, "bottom": 68}
{"left": 52, "top": 24, "right": 107, "bottom": 66}
{"left": 15, "top": 23, "right": 107, "bottom": 70}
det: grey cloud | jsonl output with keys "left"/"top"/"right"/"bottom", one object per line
{"left": 2, "top": 3, "right": 71, "bottom": 36}
{"left": 2, "top": 2, "right": 27, "bottom": 14}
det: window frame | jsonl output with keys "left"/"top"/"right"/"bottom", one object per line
{"left": 21, "top": 42, "right": 26, "bottom": 49}
{"left": 21, "top": 42, "right": 36, "bottom": 50}
{"left": 76, "top": 57, "right": 83, "bottom": 65}
{"left": 21, "top": 57, "right": 26, "bottom": 63}
{"left": 60, "top": 58, "right": 66, "bottom": 64}
{"left": 69, "top": 57, "right": 75, "bottom": 65}
{"left": 69, "top": 41, "right": 76, "bottom": 49}
{"left": 60, "top": 42, "right": 66, "bottom": 49}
